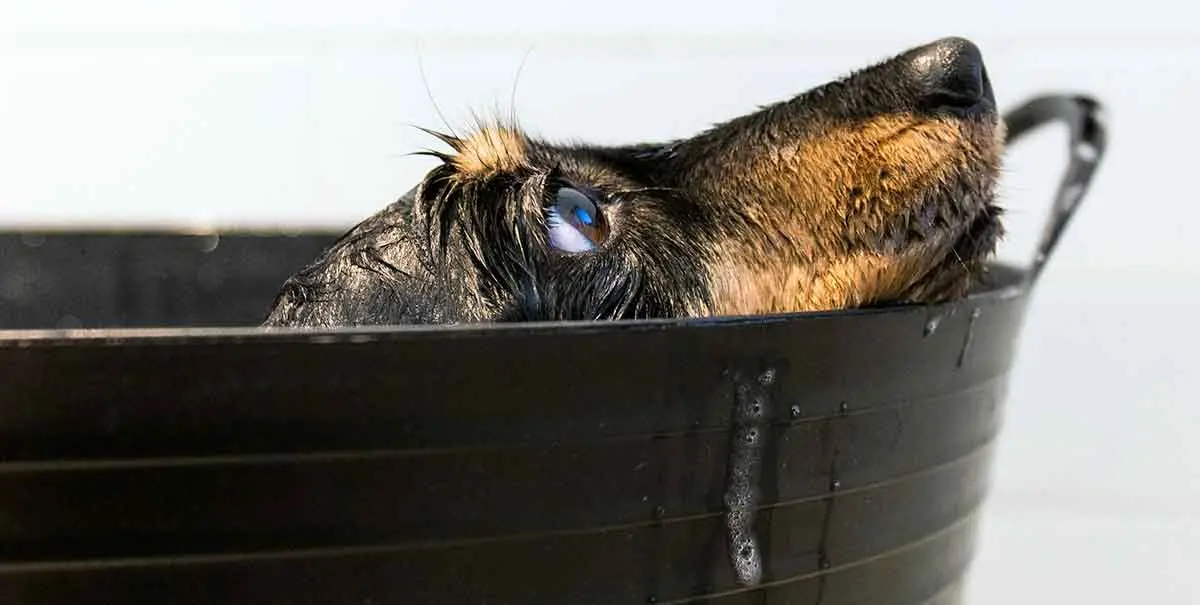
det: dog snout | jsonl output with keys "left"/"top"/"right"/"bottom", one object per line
{"left": 906, "top": 37, "right": 994, "bottom": 113}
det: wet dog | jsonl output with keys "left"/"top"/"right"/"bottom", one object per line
{"left": 264, "top": 36, "right": 1005, "bottom": 328}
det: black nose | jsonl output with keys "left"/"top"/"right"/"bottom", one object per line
{"left": 907, "top": 37, "right": 995, "bottom": 112}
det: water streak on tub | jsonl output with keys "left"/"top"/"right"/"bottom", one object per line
{"left": 957, "top": 308, "right": 982, "bottom": 368}
{"left": 923, "top": 315, "right": 942, "bottom": 337}
{"left": 723, "top": 367, "right": 775, "bottom": 587}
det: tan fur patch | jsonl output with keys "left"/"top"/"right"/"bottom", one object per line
{"left": 777, "top": 115, "right": 966, "bottom": 237}
{"left": 695, "top": 113, "right": 1000, "bottom": 315}
{"left": 449, "top": 126, "right": 528, "bottom": 178}
{"left": 707, "top": 239, "right": 960, "bottom": 315}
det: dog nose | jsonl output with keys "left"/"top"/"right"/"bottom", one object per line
{"left": 907, "top": 37, "right": 994, "bottom": 110}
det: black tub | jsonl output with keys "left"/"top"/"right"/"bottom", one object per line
{"left": 0, "top": 95, "right": 1105, "bottom": 604}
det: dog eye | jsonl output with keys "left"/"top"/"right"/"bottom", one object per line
{"left": 546, "top": 187, "right": 607, "bottom": 253}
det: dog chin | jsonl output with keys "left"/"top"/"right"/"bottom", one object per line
{"left": 906, "top": 202, "right": 1003, "bottom": 304}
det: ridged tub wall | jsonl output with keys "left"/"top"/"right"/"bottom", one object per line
{"left": 0, "top": 231, "right": 1027, "bottom": 604}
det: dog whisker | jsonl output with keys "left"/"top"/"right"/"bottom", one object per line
{"left": 415, "top": 41, "right": 460, "bottom": 141}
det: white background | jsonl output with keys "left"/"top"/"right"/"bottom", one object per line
{"left": 2, "top": 1, "right": 1197, "bottom": 602}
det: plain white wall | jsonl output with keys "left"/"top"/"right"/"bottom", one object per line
{"left": 2, "top": 1, "right": 1197, "bottom": 603}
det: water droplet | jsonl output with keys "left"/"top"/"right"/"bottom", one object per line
{"left": 744, "top": 428, "right": 759, "bottom": 444}
{"left": 830, "top": 478, "right": 842, "bottom": 491}
{"left": 957, "top": 308, "right": 982, "bottom": 368}
{"left": 758, "top": 368, "right": 776, "bottom": 386}
{"left": 838, "top": 401, "right": 849, "bottom": 415}
{"left": 819, "top": 557, "right": 832, "bottom": 570}
{"left": 730, "top": 534, "right": 762, "bottom": 586}
{"left": 653, "top": 505, "right": 666, "bottom": 519}
{"left": 198, "top": 233, "right": 220, "bottom": 253}
{"left": 790, "top": 404, "right": 801, "bottom": 419}
{"left": 923, "top": 315, "right": 941, "bottom": 337}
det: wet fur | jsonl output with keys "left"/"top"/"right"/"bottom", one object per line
{"left": 264, "top": 39, "right": 1006, "bottom": 328}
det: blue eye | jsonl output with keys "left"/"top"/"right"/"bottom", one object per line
{"left": 547, "top": 187, "right": 607, "bottom": 253}
{"left": 573, "top": 205, "right": 594, "bottom": 226}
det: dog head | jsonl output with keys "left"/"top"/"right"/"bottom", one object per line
{"left": 265, "top": 36, "right": 1005, "bottom": 327}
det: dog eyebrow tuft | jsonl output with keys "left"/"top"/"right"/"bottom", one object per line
{"left": 444, "top": 125, "right": 529, "bottom": 178}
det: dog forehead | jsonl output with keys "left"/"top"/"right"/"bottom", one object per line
{"left": 522, "top": 144, "right": 649, "bottom": 191}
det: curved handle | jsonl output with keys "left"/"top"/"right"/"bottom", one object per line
{"left": 1002, "top": 94, "right": 1108, "bottom": 283}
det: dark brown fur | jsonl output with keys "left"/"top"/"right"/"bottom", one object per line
{"left": 264, "top": 37, "right": 1005, "bottom": 328}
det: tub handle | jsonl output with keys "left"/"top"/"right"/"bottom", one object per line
{"left": 1002, "top": 94, "right": 1108, "bottom": 283}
